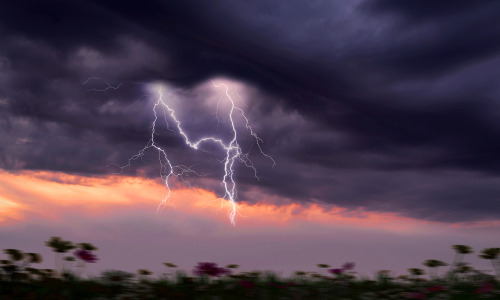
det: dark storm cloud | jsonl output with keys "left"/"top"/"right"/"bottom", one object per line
{"left": 1, "top": 0, "right": 500, "bottom": 223}
{"left": 363, "top": 1, "right": 500, "bottom": 77}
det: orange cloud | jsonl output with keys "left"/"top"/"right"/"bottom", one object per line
{"left": 1, "top": 170, "right": 498, "bottom": 233}
{"left": 0, "top": 195, "right": 25, "bottom": 223}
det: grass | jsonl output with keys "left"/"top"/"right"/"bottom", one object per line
{"left": 1, "top": 270, "right": 499, "bottom": 299}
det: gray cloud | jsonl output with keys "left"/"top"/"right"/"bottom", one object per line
{"left": 1, "top": 0, "right": 500, "bottom": 223}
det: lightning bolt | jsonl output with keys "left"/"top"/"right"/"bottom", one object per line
{"left": 86, "top": 78, "right": 275, "bottom": 225}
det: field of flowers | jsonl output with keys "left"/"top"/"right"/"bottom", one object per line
{"left": 1, "top": 237, "right": 499, "bottom": 299}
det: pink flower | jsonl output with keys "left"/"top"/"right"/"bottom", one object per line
{"left": 239, "top": 280, "right": 255, "bottom": 289}
{"left": 329, "top": 262, "right": 356, "bottom": 275}
{"left": 426, "top": 285, "right": 446, "bottom": 292}
{"left": 74, "top": 249, "right": 98, "bottom": 263}
{"left": 474, "top": 281, "right": 494, "bottom": 294}
{"left": 342, "top": 262, "right": 355, "bottom": 270}
{"left": 329, "top": 268, "right": 343, "bottom": 275}
{"left": 193, "top": 262, "right": 230, "bottom": 277}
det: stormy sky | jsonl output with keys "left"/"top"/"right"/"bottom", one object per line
{"left": 2, "top": 0, "right": 500, "bottom": 229}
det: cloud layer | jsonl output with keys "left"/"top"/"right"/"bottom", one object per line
{"left": 1, "top": 1, "right": 500, "bottom": 223}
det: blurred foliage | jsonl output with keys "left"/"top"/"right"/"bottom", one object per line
{"left": 137, "top": 269, "right": 153, "bottom": 276}
{"left": 45, "top": 237, "right": 75, "bottom": 253}
{"left": 453, "top": 245, "right": 474, "bottom": 255}
{"left": 163, "top": 262, "right": 177, "bottom": 268}
{"left": 408, "top": 268, "right": 426, "bottom": 276}
{"left": 479, "top": 248, "right": 500, "bottom": 260}
{"left": 25, "top": 252, "right": 42, "bottom": 264}
{"left": 100, "top": 269, "right": 135, "bottom": 284}
{"left": 226, "top": 264, "right": 239, "bottom": 269}
{"left": 4, "top": 249, "right": 24, "bottom": 261}
{"left": 77, "top": 243, "right": 98, "bottom": 251}
{"left": 1, "top": 240, "right": 500, "bottom": 299}
{"left": 423, "top": 259, "right": 447, "bottom": 268}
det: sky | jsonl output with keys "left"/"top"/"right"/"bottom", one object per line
{"left": 1, "top": 0, "right": 500, "bottom": 278}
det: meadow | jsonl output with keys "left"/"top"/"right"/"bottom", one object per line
{"left": 1, "top": 237, "right": 499, "bottom": 299}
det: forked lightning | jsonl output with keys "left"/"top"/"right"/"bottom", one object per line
{"left": 86, "top": 78, "right": 275, "bottom": 225}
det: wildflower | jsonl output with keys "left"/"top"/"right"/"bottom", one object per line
{"left": 74, "top": 249, "right": 98, "bottom": 263}
{"left": 193, "top": 262, "right": 230, "bottom": 277}
{"left": 474, "top": 281, "right": 494, "bottom": 294}
{"left": 342, "top": 262, "right": 355, "bottom": 270}
{"left": 239, "top": 280, "right": 256, "bottom": 289}
{"left": 329, "top": 268, "right": 343, "bottom": 275}
{"left": 328, "top": 262, "right": 355, "bottom": 276}
{"left": 426, "top": 285, "right": 446, "bottom": 292}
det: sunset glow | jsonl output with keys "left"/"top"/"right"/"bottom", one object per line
{"left": 2, "top": 170, "right": 495, "bottom": 234}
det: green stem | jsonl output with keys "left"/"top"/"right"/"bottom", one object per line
{"left": 492, "top": 259, "right": 500, "bottom": 279}
{"left": 55, "top": 252, "right": 62, "bottom": 276}
{"left": 75, "top": 261, "right": 86, "bottom": 277}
